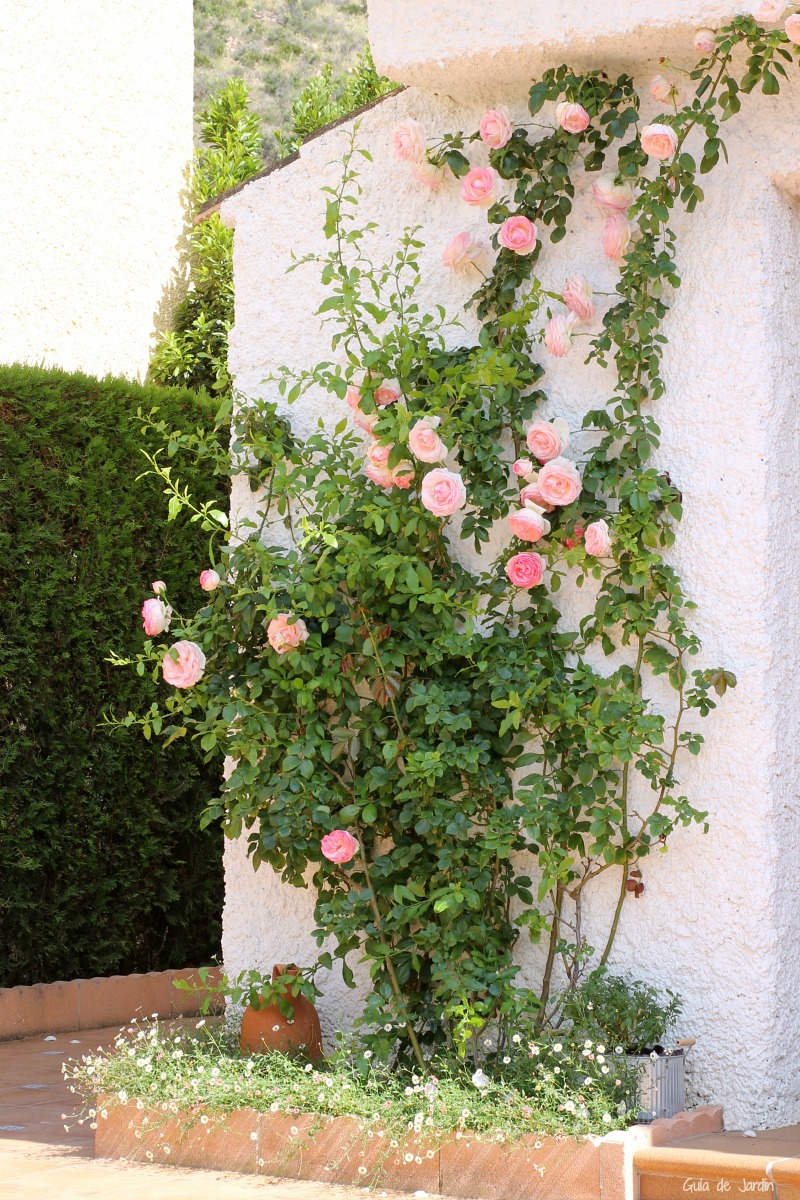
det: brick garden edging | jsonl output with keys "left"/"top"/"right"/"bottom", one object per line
{"left": 94, "top": 1100, "right": 724, "bottom": 1200}
{"left": 0, "top": 968, "right": 223, "bottom": 1040}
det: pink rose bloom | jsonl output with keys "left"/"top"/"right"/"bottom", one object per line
{"left": 391, "top": 461, "right": 415, "bottom": 489}
{"left": 479, "top": 105, "right": 513, "bottom": 149}
{"left": 562, "top": 274, "right": 596, "bottom": 322}
{"left": 152, "top": 580, "right": 166, "bottom": 595}
{"left": 162, "top": 640, "right": 206, "bottom": 689}
{"left": 367, "top": 441, "right": 393, "bottom": 469}
{"left": 591, "top": 172, "right": 635, "bottom": 212}
{"left": 526, "top": 418, "right": 570, "bottom": 463}
{"left": 498, "top": 215, "right": 538, "bottom": 255}
{"left": 538, "top": 456, "right": 582, "bottom": 507}
{"left": 513, "top": 457, "right": 534, "bottom": 478}
{"left": 420, "top": 468, "right": 467, "bottom": 517}
{"left": 267, "top": 613, "right": 309, "bottom": 655}
{"left": 409, "top": 418, "right": 447, "bottom": 464}
{"left": 508, "top": 505, "right": 551, "bottom": 542}
{"left": 321, "top": 830, "right": 359, "bottom": 864}
{"left": 199, "top": 569, "right": 220, "bottom": 592}
{"left": 461, "top": 167, "right": 499, "bottom": 208}
{"left": 602, "top": 213, "right": 632, "bottom": 262}
{"left": 411, "top": 161, "right": 446, "bottom": 190}
{"left": 442, "top": 231, "right": 483, "bottom": 272}
{"left": 520, "top": 478, "right": 555, "bottom": 513}
{"left": 142, "top": 597, "right": 172, "bottom": 636}
{"left": 785, "top": 13, "right": 800, "bottom": 42}
{"left": 750, "top": 0, "right": 785, "bottom": 20}
{"left": 346, "top": 384, "right": 362, "bottom": 409}
{"left": 693, "top": 28, "right": 716, "bottom": 54}
{"left": 641, "top": 123, "right": 679, "bottom": 160}
{"left": 374, "top": 378, "right": 402, "bottom": 407}
{"left": 365, "top": 461, "right": 394, "bottom": 488}
{"left": 355, "top": 410, "right": 379, "bottom": 434}
{"left": 544, "top": 312, "right": 579, "bottom": 357}
{"left": 391, "top": 119, "right": 426, "bottom": 163}
{"left": 505, "top": 552, "right": 544, "bottom": 589}
{"left": 584, "top": 518, "right": 612, "bottom": 557}
{"left": 556, "top": 102, "right": 590, "bottom": 133}
{"left": 649, "top": 75, "right": 682, "bottom": 106}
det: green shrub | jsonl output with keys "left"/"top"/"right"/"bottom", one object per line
{"left": 0, "top": 364, "right": 226, "bottom": 987}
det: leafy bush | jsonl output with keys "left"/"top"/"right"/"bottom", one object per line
{"left": 274, "top": 47, "right": 396, "bottom": 158}
{"left": 0, "top": 364, "right": 226, "bottom": 987}
{"left": 149, "top": 79, "right": 264, "bottom": 396}
{"left": 560, "top": 971, "right": 683, "bottom": 1054}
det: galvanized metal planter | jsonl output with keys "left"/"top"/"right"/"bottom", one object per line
{"left": 627, "top": 1044, "right": 692, "bottom": 1122}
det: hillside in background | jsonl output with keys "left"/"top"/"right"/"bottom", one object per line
{"left": 194, "top": 0, "right": 370, "bottom": 160}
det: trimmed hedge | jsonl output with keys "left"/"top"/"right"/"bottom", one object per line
{"left": 0, "top": 365, "right": 225, "bottom": 987}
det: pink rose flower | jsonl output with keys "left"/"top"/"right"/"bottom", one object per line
{"left": 442, "top": 231, "right": 483, "bottom": 271}
{"left": 649, "top": 75, "right": 682, "bottom": 106}
{"left": 693, "top": 28, "right": 716, "bottom": 54}
{"left": 513, "top": 458, "right": 534, "bottom": 478}
{"left": 409, "top": 418, "right": 447, "bottom": 464}
{"left": 152, "top": 580, "right": 166, "bottom": 595}
{"left": 591, "top": 173, "right": 635, "bottom": 212}
{"left": 346, "top": 384, "right": 362, "bottom": 409}
{"left": 544, "top": 312, "right": 579, "bottom": 357}
{"left": 602, "top": 213, "right": 632, "bottom": 262}
{"left": 391, "top": 119, "right": 426, "bottom": 163}
{"left": 199, "top": 569, "right": 220, "bottom": 592}
{"left": 391, "top": 461, "right": 415, "bottom": 489}
{"left": 365, "top": 462, "right": 394, "bottom": 488}
{"left": 498, "top": 215, "right": 538, "bottom": 255}
{"left": 374, "top": 378, "right": 402, "bottom": 407}
{"left": 556, "top": 102, "right": 590, "bottom": 133}
{"left": 641, "top": 123, "right": 679, "bottom": 160}
{"left": 461, "top": 167, "right": 499, "bottom": 208}
{"left": 267, "top": 613, "right": 309, "bottom": 655}
{"left": 479, "top": 105, "right": 513, "bottom": 149}
{"left": 505, "top": 552, "right": 544, "bottom": 589}
{"left": 786, "top": 13, "right": 800, "bottom": 42}
{"left": 142, "top": 597, "right": 172, "bottom": 636}
{"left": 411, "top": 161, "right": 446, "bottom": 190}
{"left": 562, "top": 274, "right": 596, "bottom": 322}
{"left": 584, "top": 518, "right": 612, "bottom": 557}
{"left": 321, "top": 830, "right": 359, "bottom": 864}
{"left": 420, "top": 468, "right": 467, "bottom": 517}
{"left": 538, "top": 456, "right": 582, "bottom": 507}
{"left": 508, "top": 505, "right": 551, "bottom": 542}
{"left": 355, "top": 410, "right": 379, "bottom": 434}
{"left": 526, "top": 419, "right": 570, "bottom": 463}
{"left": 367, "top": 441, "right": 393, "bottom": 469}
{"left": 520, "top": 479, "right": 555, "bottom": 513}
{"left": 750, "top": 0, "right": 785, "bottom": 21}
{"left": 162, "top": 640, "right": 206, "bottom": 688}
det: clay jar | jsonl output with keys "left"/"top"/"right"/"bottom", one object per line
{"left": 239, "top": 964, "right": 324, "bottom": 1061}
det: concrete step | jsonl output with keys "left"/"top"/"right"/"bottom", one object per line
{"left": 635, "top": 1126, "right": 800, "bottom": 1200}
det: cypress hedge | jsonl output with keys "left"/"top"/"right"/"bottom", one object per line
{"left": 0, "top": 364, "right": 225, "bottom": 987}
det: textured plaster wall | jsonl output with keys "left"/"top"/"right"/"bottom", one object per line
{"left": 368, "top": 0, "right": 743, "bottom": 98}
{"left": 221, "top": 50, "right": 800, "bottom": 1126}
{"left": 0, "top": 0, "right": 193, "bottom": 380}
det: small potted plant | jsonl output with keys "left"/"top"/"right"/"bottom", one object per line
{"left": 560, "top": 969, "right": 693, "bottom": 1121}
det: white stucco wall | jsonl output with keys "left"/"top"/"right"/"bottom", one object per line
{"left": 0, "top": 0, "right": 193, "bottom": 380}
{"left": 220, "top": 32, "right": 800, "bottom": 1127}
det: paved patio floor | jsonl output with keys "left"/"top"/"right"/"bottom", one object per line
{"left": 0, "top": 1027, "right": 442, "bottom": 1200}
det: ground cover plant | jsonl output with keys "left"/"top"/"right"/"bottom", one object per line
{"left": 111, "top": 10, "right": 800, "bottom": 1081}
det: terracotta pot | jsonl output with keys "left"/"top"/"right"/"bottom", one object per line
{"left": 239, "top": 964, "right": 323, "bottom": 1060}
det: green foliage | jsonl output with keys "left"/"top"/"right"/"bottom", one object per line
{"left": 111, "top": 13, "right": 798, "bottom": 1069}
{"left": 0, "top": 365, "right": 226, "bottom": 987}
{"left": 560, "top": 971, "right": 683, "bottom": 1054}
{"left": 66, "top": 1017, "right": 637, "bottom": 1141}
{"left": 149, "top": 80, "right": 263, "bottom": 396}
{"left": 274, "top": 47, "right": 396, "bottom": 158}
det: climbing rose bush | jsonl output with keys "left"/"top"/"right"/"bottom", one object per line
{"left": 112, "top": 10, "right": 800, "bottom": 1066}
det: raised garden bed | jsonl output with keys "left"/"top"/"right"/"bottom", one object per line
{"left": 95, "top": 1101, "right": 724, "bottom": 1200}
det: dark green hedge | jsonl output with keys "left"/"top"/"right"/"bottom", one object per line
{"left": 0, "top": 364, "right": 225, "bottom": 987}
